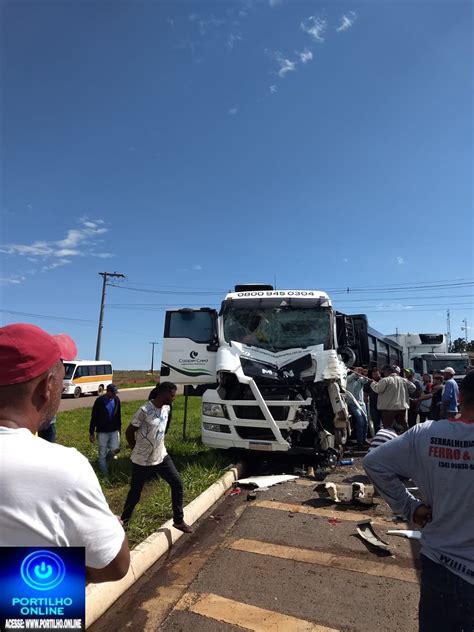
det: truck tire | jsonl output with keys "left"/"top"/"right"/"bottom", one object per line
{"left": 338, "top": 346, "right": 357, "bottom": 367}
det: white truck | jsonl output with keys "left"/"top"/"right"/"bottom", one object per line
{"left": 386, "top": 333, "right": 470, "bottom": 383}
{"left": 160, "top": 284, "right": 388, "bottom": 467}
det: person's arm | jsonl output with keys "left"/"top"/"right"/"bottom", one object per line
{"left": 89, "top": 399, "right": 99, "bottom": 441}
{"left": 418, "top": 392, "right": 433, "bottom": 402}
{"left": 116, "top": 397, "right": 122, "bottom": 432}
{"left": 370, "top": 377, "right": 386, "bottom": 393}
{"left": 363, "top": 429, "right": 424, "bottom": 522}
{"left": 59, "top": 453, "right": 130, "bottom": 582}
{"left": 125, "top": 424, "right": 137, "bottom": 449}
{"left": 86, "top": 534, "right": 130, "bottom": 583}
{"left": 165, "top": 405, "right": 173, "bottom": 435}
{"left": 405, "top": 380, "right": 417, "bottom": 396}
{"left": 125, "top": 407, "right": 145, "bottom": 448}
{"left": 440, "top": 381, "right": 453, "bottom": 417}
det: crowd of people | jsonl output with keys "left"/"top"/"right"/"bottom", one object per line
{"left": 1, "top": 322, "right": 472, "bottom": 632}
{"left": 345, "top": 364, "right": 463, "bottom": 448}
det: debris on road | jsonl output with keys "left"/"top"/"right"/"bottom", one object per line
{"left": 340, "top": 458, "right": 354, "bottom": 466}
{"left": 356, "top": 520, "right": 392, "bottom": 553}
{"left": 327, "top": 517, "right": 342, "bottom": 526}
{"left": 236, "top": 474, "right": 298, "bottom": 489}
{"left": 387, "top": 529, "right": 422, "bottom": 540}
{"left": 315, "top": 482, "right": 375, "bottom": 505}
{"left": 229, "top": 487, "right": 242, "bottom": 496}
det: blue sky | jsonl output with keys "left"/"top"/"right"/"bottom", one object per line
{"left": 1, "top": 0, "right": 473, "bottom": 369}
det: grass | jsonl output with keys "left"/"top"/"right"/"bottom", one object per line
{"left": 112, "top": 370, "right": 158, "bottom": 389}
{"left": 57, "top": 395, "right": 232, "bottom": 548}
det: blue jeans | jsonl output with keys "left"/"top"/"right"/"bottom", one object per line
{"left": 419, "top": 554, "right": 474, "bottom": 632}
{"left": 97, "top": 431, "right": 120, "bottom": 473}
{"left": 348, "top": 402, "right": 368, "bottom": 447}
{"left": 369, "top": 406, "right": 382, "bottom": 434}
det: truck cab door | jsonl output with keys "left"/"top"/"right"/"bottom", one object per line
{"left": 160, "top": 308, "right": 218, "bottom": 384}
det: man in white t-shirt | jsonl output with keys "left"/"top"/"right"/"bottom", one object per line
{"left": 0, "top": 323, "right": 130, "bottom": 583}
{"left": 121, "top": 382, "right": 192, "bottom": 533}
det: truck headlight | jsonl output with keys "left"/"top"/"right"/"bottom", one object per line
{"left": 202, "top": 402, "right": 226, "bottom": 418}
{"left": 203, "top": 422, "right": 231, "bottom": 433}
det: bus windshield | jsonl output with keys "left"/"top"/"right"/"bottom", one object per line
{"left": 63, "top": 363, "right": 76, "bottom": 379}
{"left": 223, "top": 306, "right": 332, "bottom": 352}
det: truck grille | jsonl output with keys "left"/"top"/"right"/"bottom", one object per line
{"left": 235, "top": 426, "right": 276, "bottom": 441}
{"left": 233, "top": 405, "right": 290, "bottom": 421}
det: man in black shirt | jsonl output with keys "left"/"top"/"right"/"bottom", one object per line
{"left": 89, "top": 384, "right": 122, "bottom": 474}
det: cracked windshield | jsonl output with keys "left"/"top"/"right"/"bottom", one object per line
{"left": 224, "top": 307, "right": 331, "bottom": 351}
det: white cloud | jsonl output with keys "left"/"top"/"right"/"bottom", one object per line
{"left": 0, "top": 275, "right": 26, "bottom": 285}
{"left": 269, "top": 0, "right": 282, "bottom": 6}
{"left": 270, "top": 84, "right": 278, "bottom": 93}
{"left": 0, "top": 220, "right": 113, "bottom": 274}
{"left": 299, "top": 48, "right": 313, "bottom": 63}
{"left": 336, "top": 11, "right": 356, "bottom": 33}
{"left": 192, "top": 264, "right": 203, "bottom": 271}
{"left": 396, "top": 256, "right": 405, "bottom": 265}
{"left": 301, "top": 16, "right": 327, "bottom": 42}
{"left": 274, "top": 51, "right": 297, "bottom": 78}
{"left": 41, "top": 259, "right": 72, "bottom": 272}
{"left": 227, "top": 33, "right": 242, "bottom": 49}
{"left": 342, "top": 258, "right": 349, "bottom": 263}
{"left": 166, "top": 17, "right": 175, "bottom": 27}
{"left": 228, "top": 108, "right": 238, "bottom": 115}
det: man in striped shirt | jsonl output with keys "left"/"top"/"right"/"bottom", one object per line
{"left": 368, "top": 427, "right": 399, "bottom": 451}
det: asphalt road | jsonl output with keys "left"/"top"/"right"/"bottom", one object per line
{"left": 90, "top": 458, "right": 420, "bottom": 632}
{"left": 59, "top": 387, "right": 152, "bottom": 411}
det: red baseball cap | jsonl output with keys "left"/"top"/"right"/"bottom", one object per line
{"left": 0, "top": 323, "right": 77, "bottom": 386}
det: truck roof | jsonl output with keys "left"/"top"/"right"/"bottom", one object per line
{"left": 224, "top": 289, "right": 331, "bottom": 305}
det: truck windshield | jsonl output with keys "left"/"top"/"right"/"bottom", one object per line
{"left": 427, "top": 359, "right": 469, "bottom": 374}
{"left": 223, "top": 307, "right": 332, "bottom": 351}
{"left": 63, "top": 363, "right": 76, "bottom": 379}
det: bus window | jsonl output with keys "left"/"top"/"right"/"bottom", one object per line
{"left": 63, "top": 363, "right": 76, "bottom": 380}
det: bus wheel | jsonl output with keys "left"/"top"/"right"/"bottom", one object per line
{"left": 73, "top": 387, "right": 82, "bottom": 399}
{"left": 97, "top": 385, "right": 105, "bottom": 395}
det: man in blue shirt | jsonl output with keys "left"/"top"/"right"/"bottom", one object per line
{"left": 89, "top": 384, "right": 122, "bottom": 474}
{"left": 440, "top": 367, "right": 459, "bottom": 418}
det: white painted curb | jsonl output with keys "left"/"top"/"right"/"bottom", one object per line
{"left": 85, "top": 463, "right": 244, "bottom": 628}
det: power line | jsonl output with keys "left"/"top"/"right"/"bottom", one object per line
{"left": 0, "top": 309, "right": 96, "bottom": 325}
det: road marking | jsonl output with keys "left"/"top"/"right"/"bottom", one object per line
{"left": 253, "top": 499, "right": 400, "bottom": 525}
{"left": 228, "top": 538, "right": 419, "bottom": 584}
{"left": 175, "top": 591, "right": 339, "bottom": 631}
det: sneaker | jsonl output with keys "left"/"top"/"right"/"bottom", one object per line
{"left": 173, "top": 522, "right": 193, "bottom": 533}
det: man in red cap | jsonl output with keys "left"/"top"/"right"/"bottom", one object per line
{"left": 0, "top": 323, "right": 130, "bottom": 583}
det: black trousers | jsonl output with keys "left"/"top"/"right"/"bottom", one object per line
{"left": 419, "top": 554, "right": 474, "bottom": 631}
{"left": 121, "top": 455, "right": 184, "bottom": 524}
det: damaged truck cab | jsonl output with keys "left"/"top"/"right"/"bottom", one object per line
{"left": 161, "top": 285, "right": 356, "bottom": 466}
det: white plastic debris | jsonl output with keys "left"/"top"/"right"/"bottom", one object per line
{"left": 386, "top": 529, "right": 422, "bottom": 540}
{"left": 236, "top": 475, "right": 298, "bottom": 488}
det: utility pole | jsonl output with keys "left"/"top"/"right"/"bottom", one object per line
{"left": 95, "top": 272, "right": 125, "bottom": 360}
{"left": 446, "top": 309, "right": 451, "bottom": 351}
{"left": 149, "top": 342, "right": 159, "bottom": 374}
{"left": 461, "top": 318, "right": 469, "bottom": 345}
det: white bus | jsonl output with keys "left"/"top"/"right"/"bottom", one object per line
{"left": 62, "top": 360, "right": 113, "bottom": 398}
